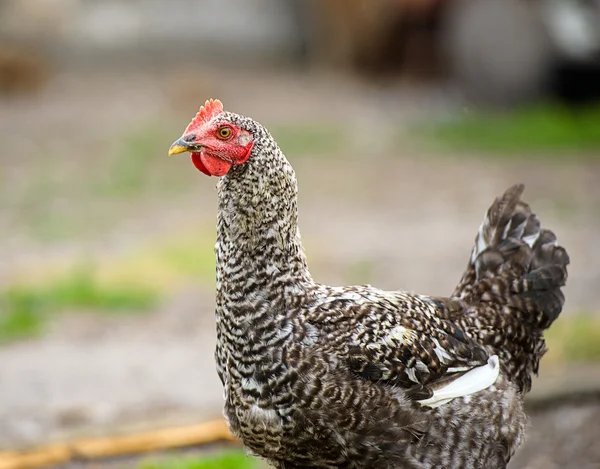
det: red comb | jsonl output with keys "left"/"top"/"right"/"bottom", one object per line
{"left": 184, "top": 99, "right": 224, "bottom": 134}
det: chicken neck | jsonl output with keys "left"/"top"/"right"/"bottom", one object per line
{"left": 214, "top": 137, "right": 313, "bottom": 322}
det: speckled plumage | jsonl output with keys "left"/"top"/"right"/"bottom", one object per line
{"left": 174, "top": 105, "right": 569, "bottom": 469}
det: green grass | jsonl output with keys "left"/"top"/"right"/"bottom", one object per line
{"left": 420, "top": 103, "right": 600, "bottom": 155}
{"left": 0, "top": 264, "right": 159, "bottom": 343}
{"left": 344, "top": 258, "right": 376, "bottom": 285}
{"left": 545, "top": 314, "right": 600, "bottom": 363}
{"left": 138, "top": 451, "right": 257, "bottom": 469}
{"left": 157, "top": 237, "right": 216, "bottom": 281}
{"left": 0, "top": 227, "right": 216, "bottom": 343}
{"left": 94, "top": 122, "right": 191, "bottom": 197}
{"left": 97, "top": 228, "right": 217, "bottom": 289}
{"left": 0, "top": 290, "right": 45, "bottom": 341}
{"left": 10, "top": 121, "right": 195, "bottom": 243}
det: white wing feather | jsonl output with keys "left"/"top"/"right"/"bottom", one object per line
{"left": 417, "top": 355, "right": 500, "bottom": 408}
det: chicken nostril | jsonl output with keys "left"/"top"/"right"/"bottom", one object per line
{"left": 184, "top": 134, "right": 196, "bottom": 142}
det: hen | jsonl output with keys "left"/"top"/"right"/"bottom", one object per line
{"left": 168, "top": 99, "right": 569, "bottom": 469}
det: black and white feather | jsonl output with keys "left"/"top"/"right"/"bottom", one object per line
{"left": 192, "top": 110, "right": 570, "bottom": 469}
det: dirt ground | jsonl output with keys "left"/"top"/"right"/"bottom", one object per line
{"left": 512, "top": 399, "right": 600, "bottom": 469}
{"left": 1, "top": 66, "right": 600, "bottom": 467}
{"left": 43, "top": 395, "right": 598, "bottom": 469}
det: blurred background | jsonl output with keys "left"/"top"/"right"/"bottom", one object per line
{"left": 1, "top": 0, "right": 600, "bottom": 468}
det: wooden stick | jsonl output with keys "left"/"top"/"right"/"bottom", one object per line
{"left": 0, "top": 445, "right": 70, "bottom": 469}
{"left": 0, "top": 419, "right": 237, "bottom": 469}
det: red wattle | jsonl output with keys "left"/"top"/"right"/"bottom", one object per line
{"left": 201, "top": 152, "right": 232, "bottom": 176}
{"left": 190, "top": 152, "right": 232, "bottom": 177}
{"left": 190, "top": 153, "right": 211, "bottom": 176}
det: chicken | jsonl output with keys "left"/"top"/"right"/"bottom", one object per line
{"left": 168, "top": 99, "right": 569, "bottom": 469}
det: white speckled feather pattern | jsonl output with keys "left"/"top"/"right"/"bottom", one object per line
{"left": 177, "top": 107, "right": 569, "bottom": 469}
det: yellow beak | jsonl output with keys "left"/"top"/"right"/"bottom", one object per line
{"left": 168, "top": 138, "right": 193, "bottom": 156}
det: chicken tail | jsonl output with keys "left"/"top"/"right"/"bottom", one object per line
{"left": 451, "top": 184, "right": 569, "bottom": 392}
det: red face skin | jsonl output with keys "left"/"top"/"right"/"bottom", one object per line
{"left": 182, "top": 122, "right": 254, "bottom": 177}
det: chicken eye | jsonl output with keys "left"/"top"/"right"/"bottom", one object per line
{"left": 217, "top": 127, "right": 232, "bottom": 140}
